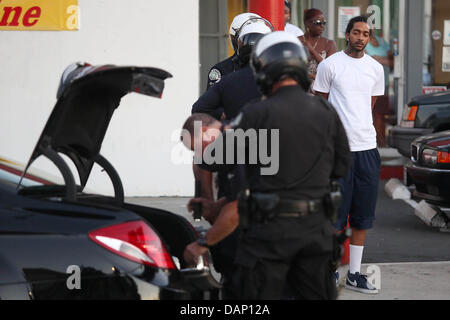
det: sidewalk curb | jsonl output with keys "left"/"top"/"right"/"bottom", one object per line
{"left": 385, "top": 178, "right": 411, "bottom": 200}
{"left": 414, "top": 200, "right": 449, "bottom": 228}
{"left": 337, "top": 261, "right": 450, "bottom": 300}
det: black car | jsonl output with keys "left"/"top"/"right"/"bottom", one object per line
{"left": 0, "top": 63, "right": 220, "bottom": 300}
{"left": 405, "top": 130, "right": 450, "bottom": 207}
{"left": 388, "top": 90, "right": 450, "bottom": 157}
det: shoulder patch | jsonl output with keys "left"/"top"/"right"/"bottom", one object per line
{"left": 208, "top": 68, "right": 222, "bottom": 82}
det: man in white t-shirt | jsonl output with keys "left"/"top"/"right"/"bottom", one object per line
{"left": 313, "top": 16, "right": 384, "bottom": 295}
{"left": 284, "top": 0, "right": 304, "bottom": 38}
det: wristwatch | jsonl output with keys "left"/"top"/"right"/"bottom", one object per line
{"left": 197, "top": 234, "right": 210, "bottom": 248}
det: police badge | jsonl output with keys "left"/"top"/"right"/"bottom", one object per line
{"left": 208, "top": 68, "right": 222, "bottom": 82}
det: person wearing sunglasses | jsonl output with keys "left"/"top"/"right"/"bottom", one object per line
{"left": 301, "top": 9, "right": 337, "bottom": 91}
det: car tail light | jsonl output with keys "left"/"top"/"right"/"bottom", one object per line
{"left": 437, "top": 151, "right": 450, "bottom": 163}
{"left": 406, "top": 106, "right": 418, "bottom": 121}
{"left": 401, "top": 105, "right": 418, "bottom": 128}
{"left": 89, "top": 220, "right": 175, "bottom": 269}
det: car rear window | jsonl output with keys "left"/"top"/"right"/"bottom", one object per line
{"left": 416, "top": 104, "right": 450, "bottom": 128}
{"left": 0, "top": 163, "right": 55, "bottom": 188}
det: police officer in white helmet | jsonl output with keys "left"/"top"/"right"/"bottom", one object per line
{"left": 194, "top": 18, "right": 274, "bottom": 204}
{"left": 195, "top": 13, "right": 264, "bottom": 207}
{"left": 206, "top": 13, "right": 262, "bottom": 92}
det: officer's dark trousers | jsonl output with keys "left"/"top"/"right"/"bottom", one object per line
{"left": 230, "top": 212, "right": 337, "bottom": 300}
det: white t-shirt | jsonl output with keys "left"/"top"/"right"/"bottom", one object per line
{"left": 285, "top": 23, "right": 304, "bottom": 37}
{"left": 313, "top": 51, "right": 385, "bottom": 152}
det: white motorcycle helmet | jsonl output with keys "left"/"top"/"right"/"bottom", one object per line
{"left": 229, "top": 13, "right": 262, "bottom": 53}
{"left": 237, "top": 21, "right": 273, "bottom": 65}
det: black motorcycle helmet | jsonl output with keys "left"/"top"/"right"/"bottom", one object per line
{"left": 236, "top": 19, "right": 274, "bottom": 66}
{"left": 251, "top": 31, "right": 310, "bottom": 95}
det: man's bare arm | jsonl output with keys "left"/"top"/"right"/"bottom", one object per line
{"left": 183, "top": 200, "right": 239, "bottom": 266}
{"left": 204, "top": 200, "right": 239, "bottom": 246}
{"left": 192, "top": 164, "right": 214, "bottom": 200}
{"left": 371, "top": 96, "right": 379, "bottom": 110}
{"left": 187, "top": 197, "right": 227, "bottom": 224}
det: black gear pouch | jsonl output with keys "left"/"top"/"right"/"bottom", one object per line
{"left": 251, "top": 193, "right": 280, "bottom": 222}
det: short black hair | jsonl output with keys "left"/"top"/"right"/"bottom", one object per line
{"left": 284, "top": 0, "right": 291, "bottom": 12}
{"left": 345, "top": 15, "right": 373, "bottom": 35}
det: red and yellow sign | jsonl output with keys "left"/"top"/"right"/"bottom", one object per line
{"left": 0, "top": 0, "right": 79, "bottom": 30}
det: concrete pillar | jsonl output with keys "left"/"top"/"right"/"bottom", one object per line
{"left": 404, "top": 0, "right": 424, "bottom": 102}
{"left": 228, "top": 0, "right": 246, "bottom": 56}
{"left": 383, "top": 0, "right": 390, "bottom": 44}
{"left": 310, "top": 0, "right": 329, "bottom": 17}
{"left": 248, "top": 0, "right": 285, "bottom": 30}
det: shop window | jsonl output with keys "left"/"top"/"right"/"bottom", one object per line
{"left": 428, "top": 0, "right": 450, "bottom": 86}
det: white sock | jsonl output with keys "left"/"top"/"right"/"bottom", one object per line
{"left": 349, "top": 245, "right": 364, "bottom": 275}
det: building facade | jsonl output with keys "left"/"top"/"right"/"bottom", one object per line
{"left": 0, "top": 0, "right": 200, "bottom": 197}
{"left": 1, "top": 0, "right": 448, "bottom": 196}
{"left": 200, "top": 0, "right": 450, "bottom": 141}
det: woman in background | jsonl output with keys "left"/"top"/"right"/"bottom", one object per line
{"left": 365, "top": 31, "right": 393, "bottom": 92}
{"left": 301, "top": 8, "right": 337, "bottom": 91}
{"left": 365, "top": 31, "right": 394, "bottom": 147}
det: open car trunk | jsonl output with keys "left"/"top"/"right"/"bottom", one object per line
{"left": 20, "top": 64, "right": 173, "bottom": 202}
{"left": 123, "top": 202, "right": 222, "bottom": 292}
{"left": 17, "top": 63, "right": 221, "bottom": 295}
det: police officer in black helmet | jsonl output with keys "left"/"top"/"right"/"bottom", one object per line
{"left": 227, "top": 31, "right": 351, "bottom": 300}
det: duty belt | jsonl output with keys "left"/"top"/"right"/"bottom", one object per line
{"left": 238, "top": 189, "right": 338, "bottom": 227}
{"left": 276, "top": 199, "right": 323, "bottom": 218}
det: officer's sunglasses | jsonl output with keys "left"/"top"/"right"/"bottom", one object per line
{"left": 312, "top": 20, "right": 327, "bottom": 26}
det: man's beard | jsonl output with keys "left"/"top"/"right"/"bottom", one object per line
{"left": 349, "top": 41, "right": 367, "bottom": 52}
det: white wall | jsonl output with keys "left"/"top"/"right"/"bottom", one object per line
{"left": 0, "top": 0, "right": 199, "bottom": 196}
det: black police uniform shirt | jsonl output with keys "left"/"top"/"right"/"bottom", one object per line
{"left": 214, "top": 164, "right": 245, "bottom": 277}
{"left": 234, "top": 85, "right": 351, "bottom": 201}
{"left": 217, "top": 164, "right": 246, "bottom": 202}
{"left": 196, "top": 159, "right": 245, "bottom": 203}
{"left": 206, "top": 54, "right": 240, "bottom": 90}
{"left": 193, "top": 66, "right": 261, "bottom": 120}
{"left": 203, "top": 54, "right": 240, "bottom": 120}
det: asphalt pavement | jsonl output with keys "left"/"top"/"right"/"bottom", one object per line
{"left": 126, "top": 181, "right": 450, "bottom": 300}
{"left": 363, "top": 181, "right": 450, "bottom": 263}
